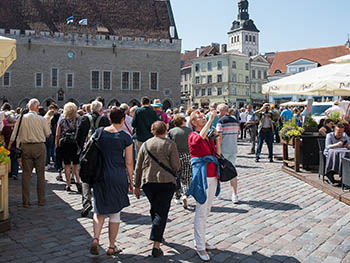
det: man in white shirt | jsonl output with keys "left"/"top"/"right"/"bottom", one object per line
{"left": 325, "top": 101, "right": 345, "bottom": 119}
{"left": 239, "top": 108, "right": 247, "bottom": 139}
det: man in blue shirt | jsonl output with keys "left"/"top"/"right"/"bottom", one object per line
{"left": 280, "top": 106, "right": 293, "bottom": 122}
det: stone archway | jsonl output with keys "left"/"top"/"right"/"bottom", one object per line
{"left": 108, "top": 99, "right": 121, "bottom": 107}
{"left": 18, "top": 98, "right": 30, "bottom": 109}
{"left": 162, "top": 99, "right": 172, "bottom": 111}
{"left": 129, "top": 99, "right": 141, "bottom": 107}
{"left": 42, "top": 97, "right": 57, "bottom": 108}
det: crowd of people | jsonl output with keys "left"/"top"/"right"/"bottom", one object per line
{"left": 1, "top": 96, "right": 348, "bottom": 260}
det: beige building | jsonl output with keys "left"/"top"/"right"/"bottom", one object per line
{"left": 191, "top": 49, "right": 269, "bottom": 108}
{"left": 188, "top": 0, "right": 269, "bottom": 108}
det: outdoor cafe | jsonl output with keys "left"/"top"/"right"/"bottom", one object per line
{"left": 263, "top": 54, "right": 350, "bottom": 204}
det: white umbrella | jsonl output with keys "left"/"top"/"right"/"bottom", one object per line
{"left": 280, "top": 101, "right": 307, "bottom": 107}
{"left": 262, "top": 58, "right": 350, "bottom": 96}
{"left": 0, "top": 36, "right": 17, "bottom": 77}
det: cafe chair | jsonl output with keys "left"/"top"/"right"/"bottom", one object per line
{"left": 341, "top": 157, "right": 350, "bottom": 191}
{"left": 317, "top": 138, "right": 326, "bottom": 182}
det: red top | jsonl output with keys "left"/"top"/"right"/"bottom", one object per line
{"left": 188, "top": 132, "right": 217, "bottom": 177}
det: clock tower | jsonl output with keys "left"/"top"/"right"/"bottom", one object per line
{"left": 228, "top": 0, "right": 260, "bottom": 56}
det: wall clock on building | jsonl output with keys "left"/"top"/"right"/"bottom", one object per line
{"left": 67, "top": 51, "right": 75, "bottom": 59}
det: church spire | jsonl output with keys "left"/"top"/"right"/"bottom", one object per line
{"left": 238, "top": 0, "right": 249, "bottom": 21}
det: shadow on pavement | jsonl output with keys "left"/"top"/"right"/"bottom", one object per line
{"left": 185, "top": 205, "right": 248, "bottom": 214}
{"left": 239, "top": 200, "right": 302, "bottom": 211}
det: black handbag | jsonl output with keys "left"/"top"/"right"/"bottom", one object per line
{"left": 216, "top": 154, "right": 237, "bottom": 182}
{"left": 206, "top": 139, "right": 237, "bottom": 182}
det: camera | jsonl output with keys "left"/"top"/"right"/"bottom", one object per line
{"left": 208, "top": 129, "right": 219, "bottom": 140}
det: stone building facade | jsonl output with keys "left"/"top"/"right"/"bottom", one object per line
{"left": 0, "top": 0, "right": 181, "bottom": 109}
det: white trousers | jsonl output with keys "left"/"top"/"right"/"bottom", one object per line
{"left": 194, "top": 177, "right": 218, "bottom": 251}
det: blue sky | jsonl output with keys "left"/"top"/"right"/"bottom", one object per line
{"left": 171, "top": 0, "right": 350, "bottom": 54}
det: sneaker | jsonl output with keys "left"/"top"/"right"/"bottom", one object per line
{"left": 269, "top": 158, "right": 274, "bottom": 163}
{"left": 65, "top": 186, "right": 72, "bottom": 192}
{"left": 255, "top": 158, "right": 259, "bottom": 162}
{"left": 196, "top": 250, "right": 210, "bottom": 261}
{"left": 232, "top": 194, "right": 239, "bottom": 204}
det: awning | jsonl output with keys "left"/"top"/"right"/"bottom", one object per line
{"left": 0, "top": 36, "right": 17, "bottom": 77}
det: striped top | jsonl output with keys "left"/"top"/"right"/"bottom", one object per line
{"left": 216, "top": 115, "right": 240, "bottom": 154}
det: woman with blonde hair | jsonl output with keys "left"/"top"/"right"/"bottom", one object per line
{"left": 55, "top": 102, "right": 82, "bottom": 192}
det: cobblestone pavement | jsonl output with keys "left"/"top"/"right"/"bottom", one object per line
{"left": 1, "top": 141, "right": 350, "bottom": 263}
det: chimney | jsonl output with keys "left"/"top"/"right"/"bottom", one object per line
{"left": 196, "top": 48, "right": 201, "bottom": 57}
{"left": 221, "top": 44, "right": 227, "bottom": 53}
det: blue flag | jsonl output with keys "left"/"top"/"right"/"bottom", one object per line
{"left": 78, "top": 18, "right": 88, "bottom": 25}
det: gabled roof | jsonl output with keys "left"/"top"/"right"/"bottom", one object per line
{"left": 269, "top": 45, "right": 350, "bottom": 75}
{"left": 0, "top": 0, "right": 177, "bottom": 39}
{"left": 181, "top": 45, "right": 219, "bottom": 68}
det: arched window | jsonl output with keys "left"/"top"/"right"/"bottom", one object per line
{"left": 108, "top": 99, "right": 120, "bottom": 107}
{"left": 274, "top": 70, "right": 282, "bottom": 74}
{"left": 129, "top": 99, "right": 141, "bottom": 107}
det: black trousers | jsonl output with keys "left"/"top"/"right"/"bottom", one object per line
{"left": 143, "top": 183, "right": 175, "bottom": 242}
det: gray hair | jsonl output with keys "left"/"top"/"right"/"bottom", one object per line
{"left": 27, "top": 98, "right": 40, "bottom": 109}
{"left": 91, "top": 100, "right": 103, "bottom": 113}
{"left": 217, "top": 103, "right": 228, "bottom": 113}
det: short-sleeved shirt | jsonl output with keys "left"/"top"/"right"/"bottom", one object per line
{"left": 216, "top": 115, "right": 240, "bottom": 154}
{"left": 240, "top": 112, "right": 247, "bottom": 123}
{"left": 246, "top": 111, "right": 257, "bottom": 125}
{"left": 168, "top": 126, "right": 192, "bottom": 153}
{"left": 324, "top": 132, "right": 350, "bottom": 157}
{"left": 58, "top": 118, "right": 80, "bottom": 141}
{"left": 325, "top": 105, "right": 345, "bottom": 116}
{"left": 281, "top": 109, "right": 293, "bottom": 121}
{"left": 188, "top": 132, "right": 217, "bottom": 177}
{"left": 155, "top": 110, "right": 169, "bottom": 124}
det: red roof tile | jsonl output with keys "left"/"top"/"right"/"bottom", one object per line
{"left": 0, "top": 0, "right": 174, "bottom": 39}
{"left": 269, "top": 45, "right": 350, "bottom": 75}
{"left": 181, "top": 45, "right": 218, "bottom": 68}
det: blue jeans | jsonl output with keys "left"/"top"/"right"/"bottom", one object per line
{"left": 256, "top": 128, "right": 274, "bottom": 159}
{"left": 46, "top": 134, "right": 55, "bottom": 165}
{"left": 9, "top": 154, "right": 19, "bottom": 177}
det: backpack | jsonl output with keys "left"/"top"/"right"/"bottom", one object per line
{"left": 79, "top": 127, "right": 104, "bottom": 185}
{"left": 59, "top": 119, "right": 79, "bottom": 145}
{"left": 156, "top": 111, "right": 163, "bottom": 121}
{"left": 86, "top": 114, "right": 103, "bottom": 144}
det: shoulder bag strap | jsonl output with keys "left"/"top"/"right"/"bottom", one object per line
{"left": 95, "top": 115, "right": 103, "bottom": 128}
{"left": 144, "top": 142, "right": 177, "bottom": 178}
{"left": 13, "top": 111, "right": 25, "bottom": 144}
{"left": 205, "top": 139, "right": 220, "bottom": 159}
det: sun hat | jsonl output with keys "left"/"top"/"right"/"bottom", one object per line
{"left": 151, "top": 99, "right": 163, "bottom": 107}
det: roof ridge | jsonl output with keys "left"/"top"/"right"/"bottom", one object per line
{"left": 276, "top": 44, "right": 346, "bottom": 54}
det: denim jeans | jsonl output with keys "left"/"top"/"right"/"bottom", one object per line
{"left": 256, "top": 128, "right": 274, "bottom": 159}
{"left": 46, "top": 134, "right": 55, "bottom": 165}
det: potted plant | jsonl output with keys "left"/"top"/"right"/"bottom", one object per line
{"left": 280, "top": 117, "right": 304, "bottom": 146}
{"left": 303, "top": 114, "right": 318, "bottom": 133}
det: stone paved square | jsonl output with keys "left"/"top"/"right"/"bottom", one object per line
{"left": 1, "top": 141, "right": 350, "bottom": 262}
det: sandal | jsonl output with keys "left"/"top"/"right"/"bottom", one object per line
{"left": 90, "top": 238, "right": 99, "bottom": 255}
{"left": 106, "top": 246, "right": 122, "bottom": 256}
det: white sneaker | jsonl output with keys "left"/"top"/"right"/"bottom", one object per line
{"left": 196, "top": 250, "right": 210, "bottom": 261}
{"left": 232, "top": 194, "right": 239, "bottom": 204}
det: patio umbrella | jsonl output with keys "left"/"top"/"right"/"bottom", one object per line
{"left": 262, "top": 57, "right": 350, "bottom": 96}
{"left": 0, "top": 36, "right": 17, "bottom": 77}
